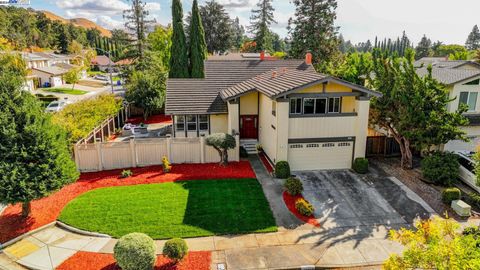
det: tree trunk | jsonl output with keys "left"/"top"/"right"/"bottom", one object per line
{"left": 393, "top": 135, "right": 413, "bottom": 170}
{"left": 221, "top": 149, "right": 229, "bottom": 167}
{"left": 22, "top": 201, "right": 31, "bottom": 218}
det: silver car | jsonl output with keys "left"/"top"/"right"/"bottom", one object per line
{"left": 456, "top": 151, "right": 480, "bottom": 193}
{"left": 45, "top": 100, "right": 70, "bottom": 113}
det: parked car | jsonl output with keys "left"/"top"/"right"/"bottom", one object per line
{"left": 455, "top": 151, "right": 480, "bottom": 193}
{"left": 45, "top": 100, "right": 70, "bottom": 113}
{"left": 94, "top": 74, "right": 109, "bottom": 81}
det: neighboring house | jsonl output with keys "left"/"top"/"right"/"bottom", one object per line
{"left": 166, "top": 54, "right": 381, "bottom": 171}
{"left": 54, "top": 62, "right": 87, "bottom": 79}
{"left": 91, "top": 55, "right": 115, "bottom": 72}
{"left": 31, "top": 66, "right": 67, "bottom": 87}
{"left": 415, "top": 57, "right": 480, "bottom": 152}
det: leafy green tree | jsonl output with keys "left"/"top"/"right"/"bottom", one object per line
{"left": 385, "top": 217, "right": 480, "bottom": 270}
{"left": 449, "top": 51, "right": 469, "bottom": 60}
{"left": 123, "top": 0, "right": 155, "bottom": 61}
{"left": 58, "top": 24, "right": 71, "bottom": 53}
{"left": 147, "top": 26, "right": 172, "bottom": 69}
{"left": 466, "top": 25, "right": 480, "bottom": 50}
{"left": 205, "top": 133, "right": 237, "bottom": 166}
{"left": 169, "top": 0, "right": 189, "bottom": 78}
{"left": 271, "top": 32, "right": 286, "bottom": 52}
{"left": 331, "top": 52, "right": 373, "bottom": 85}
{"left": 415, "top": 35, "right": 432, "bottom": 59}
{"left": 63, "top": 67, "right": 82, "bottom": 90}
{"left": 0, "top": 54, "right": 78, "bottom": 217}
{"left": 249, "top": 0, "right": 276, "bottom": 52}
{"left": 188, "top": 0, "right": 207, "bottom": 78}
{"left": 288, "top": 0, "right": 340, "bottom": 71}
{"left": 434, "top": 44, "right": 467, "bottom": 57}
{"left": 369, "top": 49, "right": 468, "bottom": 169}
{"left": 231, "top": 17, "right": 245, "bottom": 50}
{"left": 194, "top": 1, "right": 233, "bottom": 54}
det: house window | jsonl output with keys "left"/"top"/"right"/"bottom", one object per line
{"left": 186, "top": 115, "right": 197, "bottom": 131}
{"left": 199, "top": 115, "right": 209, "bottom": 131}
{"left": 328, "top": 97, "right": 340, "bottom": 113}
{"left": 175, "top": 116, "right": 185, "bottom": 131}
{"left": 290, "top": 98, "right": 302, "bottom": 114}
{"left": 303, "top": 98, "right": 315, "bottom": 114}
{"left": 315, "top": 98, "right": 327, "bottom": 114}
{"left": 464, "top": 79, "right": 480, "bottom": 86}
{"left": 459, "top": 92, "right": 478, "bottom": 111}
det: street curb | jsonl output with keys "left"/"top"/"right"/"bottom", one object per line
{"left": 0, "top": 222, "right": 56, "bottom": 250}
{"left": 56, "top": 221, "right": 111, "bottom": 238}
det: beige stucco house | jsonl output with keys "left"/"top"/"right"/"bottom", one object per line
{"left": 166, "top": 54, "right": 381, "bottom": 171}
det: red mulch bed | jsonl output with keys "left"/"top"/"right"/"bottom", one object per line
{"left": 56, "top": 251, "right": 211, "bottom": 270}
{"left": 0, "top": 162, "right": 255, "bottom": 244}
{"left": 259, "top": 153, "right": 274, "bottom": 174}
{"left": 282, "top": 191, "right": 320, "bottom": 227}
{"left": 127, "top": 114, "right": 172, "bottom": 125}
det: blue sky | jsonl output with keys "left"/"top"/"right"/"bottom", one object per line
{"left": 30, "top": 0, "right": 480, "bottom": 45}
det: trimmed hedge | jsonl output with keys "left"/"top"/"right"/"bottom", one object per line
{"left": 284, "top": 177, "right": 303, "bottom": 196}
{"left": 353, "top": 158, "right": 369, "bottom": 174}
{"left": 421, "top": 151, "right": 459, "bottom": 186}
{"left": 275, "top": 161, "right": 290, "bottom": 179}
{"left": 442, "top": 188, "right": 461, "bottom": 204}
{"left": 163, "top": 238, "right": 188, "bottom": 262}
{"left": 295, "top": 198, "right": 314, "bottom": 216}
{"left": 114, "top": 233, "right": 156, "bottom": 270}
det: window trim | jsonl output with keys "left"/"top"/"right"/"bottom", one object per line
{"left": 290, "top": 97, "right": 342, "bottom": 116}
{"left": 459, "top": 91, "right": 478, "bottom": 112}
{"left": 199, "top": 115, "right": 209, "bottom": 131}
{"left": 328, "top": 97, "right": 341, "bottom": 113}
{"left": 175, "top": 115, "right": 185, "bottom": 132}
{"left": 290, "top": 98, "right": 302, "bottom": 114}
{"left": 186, "top": 115, "right": 197, "bottom": 132}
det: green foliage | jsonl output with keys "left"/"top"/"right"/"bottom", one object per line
{"left": 415, "top": 35, "right": 433, "bottom": 59}
{"left": 147, "top": 26, "right": 172, "bottom": 69}
{"left": 205, "top": 133, "right": 237, "bottom": 166}
{"left": 163, "top": 238, "right": 188, "bottom": 262}
{"left": 331, "top": 52, "right": 372, "bottom": 85}
{"left": 63, "top": 67, "right": 82, "bottom": 90}
{"left": 464, "top": 192, "right": 480, "bottom": 210}
{"left": 275, "top": 161, "right": 290, "bottom": 179}
{"left": 0, "top": 54, "right": 78, "bottom": 216}
{"left": 114, "top": 233, "right": 156, "bottom": 270}
{"left": 123, "top": 0, "right": 155, "bottom": 61}
{"left": 295, "top": 198, "right": 314, "bottom": 217}
{"left": 121, "top": 170, "right": 133, "bottom": 179}
{"left": 463, "top": 226, "right": 480, "bottom": 237}
{"left": 169, "top": 0, "right": 189, "bottom": 78}
{"left": 384, "top": 217, "right": 480, "bottom": 270}
{"left": 189, "top": 0, "right": 207, "bottom": 78}
{"left": 434, "top": 44, "right": 468, "bottom": 57}
{"left": 442, "top": 188, "right": 461, "bottom": 204}
{"left": 373, "top": 32, "right": 413, "bottom": 57}
{"left": 353, "top": 158, "right": 369, "bottom": 174}
{"left": 284, "top": 177, "right": 303, "bottom": 196}
{"left": 369, "top": 49, "right": 468, "bottom": 169}
{"left": 125, "top": 69, "right": 166, "bottom": 120}
{"left": 449, "top": 51, "right": 469, "bottom": 60}
{"left": 466, "top": 25, "right": 480, "bottom": 50}
{"left": 52, "top": 94, "right": 121, "bottom": 143}
{"left": 249, "top": 0, "right": 276, "bottom": 52}
{"left": 421, "top": 152, "right": 459, "bottom": 186}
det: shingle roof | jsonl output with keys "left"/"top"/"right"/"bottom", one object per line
{"left": 166, "top": 60, "right": 312, "bottom": 114}
{"left": 416, "top": 67, "right": 480, "bottom": 85}
{"left": 32, "top": 66, "right": 68, "bottom": 75}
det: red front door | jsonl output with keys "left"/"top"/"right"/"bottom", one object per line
{"left": 240, "top": 115, "right": 258, "bottom": 139}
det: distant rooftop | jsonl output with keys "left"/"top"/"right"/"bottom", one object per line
{"left": 208, "top": 52, "right": 271, "bottom": 61}
{"left": 415, "top": 57, "right": 480, "bottom": 85}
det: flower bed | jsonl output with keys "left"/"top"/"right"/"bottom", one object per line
{"left": 56, "top": 251, "right": 211, "bottom": 270}
{"left": 0, "top": 161, "right": 255, "bottom": 244}
{"left": 259, "top": 153, "right": 274, "bottom": 174}
{"left": 127, "top": 114, "right": 172, "bottom": 125}
{"left": 282, "top": 191, "right": 320, "bottom": 227}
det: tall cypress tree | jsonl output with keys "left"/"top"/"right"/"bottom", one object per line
{"left": 249, "top": 0, "right": 276, "bottom": 52}
{"left": 189, "top": 0, "right": 207, "bottom": 78}
{"left": 169, "top": 0, "right": 189, "bottom": 78}
{"left": 466, "top": 25, "right": 480, "bottom": 50}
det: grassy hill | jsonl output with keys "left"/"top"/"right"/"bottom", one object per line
{"left": 42, "top": 10, "right": 112, "bottom": 38}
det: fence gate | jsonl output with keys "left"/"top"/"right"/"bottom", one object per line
{"left": 366, "top": 136, "right": 401, "bottom": 157}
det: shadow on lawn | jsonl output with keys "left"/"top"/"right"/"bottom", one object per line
{"left": 180, "top": 179, "right": 278, "bottom": 236}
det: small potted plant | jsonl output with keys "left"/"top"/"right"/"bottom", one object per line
{"left": 256, "top": 144, "right": 263, "bottom": 154}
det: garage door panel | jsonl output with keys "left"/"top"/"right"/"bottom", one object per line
{"left": 288, "top": 142, "right": 353, "bottom": 171}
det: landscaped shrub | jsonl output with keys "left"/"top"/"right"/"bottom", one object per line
{"left": 163, "top": 238, "right": 188, "bottom": 263}
{"left": 295, "top": 198, "right": 314, "bottom": 217}
{"left": 240, "top": 146, "right": 248, "bottom": 158}
{"left": 275, "top": 161, "right": 290, "bottom": 179}
{"left": 284, "top": 177, "right": 303, "bottom": 196}
{"left": 464, "top": 192, "right": 480, "bottom": 209}
{"left": 463, "top": 226, "right": 480, "bottom": 237}
{"left": 353, "top": 158, "right": 369, "bottom": 174}
{"left": 114, "top": 233, "right": 156, "bottom": 270}
{"left": 442, "top": 187, "right": 461, "bottom": 204}
{"left": 421, "top": 151, "right": 459, "bottom": 186}
{"left": 121, "top": 170, "right": 133, "bottom": 178}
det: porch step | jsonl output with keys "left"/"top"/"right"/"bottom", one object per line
{"left": 240, "top": 140, "right": 258, "bottom": 155}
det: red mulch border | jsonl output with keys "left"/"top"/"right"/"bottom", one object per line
{"left": 0, "top": 161, "right": 255, "bottom": 244}
{"left": 282, "top": 191, "right": 320, "bottom": 227}
{"left": 56, "top": 251, "right": 211, "bottom": 270}
{"left": 259, "top": 153, "right": 274, "bottom": 174}
{"left": 127, "top": 114, "right": 172, "bottom": 125}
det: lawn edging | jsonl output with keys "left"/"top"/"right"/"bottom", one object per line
{"left": 0, "top": 221, "right": 56, "bottom": 250}
{"left": 57, "top": 221, "right": 112, "bottom": 238}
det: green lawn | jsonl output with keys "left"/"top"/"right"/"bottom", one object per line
{"left": 44, "top": 88, "right": 88, "bottom": 95}
{"left": 58, "top": 179, "right": 277, "bottom": 239}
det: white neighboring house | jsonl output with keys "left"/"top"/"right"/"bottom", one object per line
{"left": 54, "top": 63, "right": 87, "bottom": 79}
{"left": 31, "top": 66, "right": 67, "bottom": 87}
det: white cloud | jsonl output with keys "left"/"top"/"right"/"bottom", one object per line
{"left": 145, "top": 2, "right": 161, "bottom": 11}
{"left": 97, "top": 15, "right": 124, "bottom": 29}
{"left": 56, "top": 0, "right": 129, "bottom": 14}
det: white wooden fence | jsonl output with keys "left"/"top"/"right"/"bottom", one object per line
{"left": 74, "top": 136, "right": 240, "bottom": 172}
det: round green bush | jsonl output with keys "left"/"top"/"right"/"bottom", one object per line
{"left": 353, "top": 158, "right": 369, "bottom": 174}
{"left": 295, "top": 198, "right": 314, "bottom": 216}
{"left": 275, "top": 161, "right": 291, "bottom": 179}
{"left": 163, "top": 238, "right": 188, "bottom": 262}
{"left": 114, "top": 233, "right": 156, "bottom": 270}
{"left": 441, "top": 187, "right": 461, "bottom": 204}
{"left": 284, "top": 177, "right": 303, "bottom": 196}
{"left": 421, "top": 151, "right": 459, "bottom": 186}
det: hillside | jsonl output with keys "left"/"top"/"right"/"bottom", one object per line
{"left": 42, "top": 10, "right": 112, "bottom": 38}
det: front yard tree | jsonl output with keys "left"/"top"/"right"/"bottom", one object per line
{"left": 188, "top": 0, "right": 207, "bottom": 78}
{"left": 206, "top": 133, "right": 237, "bottom": 166}
{"left": 466, "top": 25, "right": 480, "bottom": 50}
{"left": 369, "top": 49, "right": 468, "bottom": 169}
{"left": 125, "top": 69, "right": 166, "bottom": 120}
{"left": 0, "top": 54, "right": 79, "bottom": 217}
{"left": 169, "top": 0, "right": 189, "bottom": 78}
{"left": 64, "top": 67, "right": 81, "bottom": 90}
{"left": 249, "top": 0, "right": 276, "bottom": 52}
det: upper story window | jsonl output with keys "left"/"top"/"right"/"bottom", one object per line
{"left": 186, "top": 115, "right": 197, "bottom": 131}
{"left": 464, "top": 79, "right": 480, "bottom": 86}
{"left": 328, "top": 97, "right": 341, "bottom": 113}
{"left": 290, "top": 97, "right": 341, "bottom": 115}
{"left": 176, "top": 116, "right": 185, "bottom": 131}
{"left": 290, "top": 98, "right": 302, "bottom": 114}
{"left": 303, "top": 98, "right": 315, "bottom": 114}
{"left": 459, "top": 92, "right": 478, "bottom": 111}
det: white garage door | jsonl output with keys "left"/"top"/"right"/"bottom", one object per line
{"left": 288, "top": 141, "right": 353, "bottom": 171}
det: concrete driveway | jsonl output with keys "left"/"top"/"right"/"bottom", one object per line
{"left": 295, "top": 169, "right": 433, "bottom": 229}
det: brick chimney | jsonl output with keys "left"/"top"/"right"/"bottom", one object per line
{"left": 260, "top": 51, "right": 265, "bottom": 61}
{"left": 305, "top": 52, "right": 312, "bottom": 65}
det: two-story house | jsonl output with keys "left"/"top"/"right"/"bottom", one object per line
{"left": 166, "top": 53, "right": 381, "bottom": 171}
